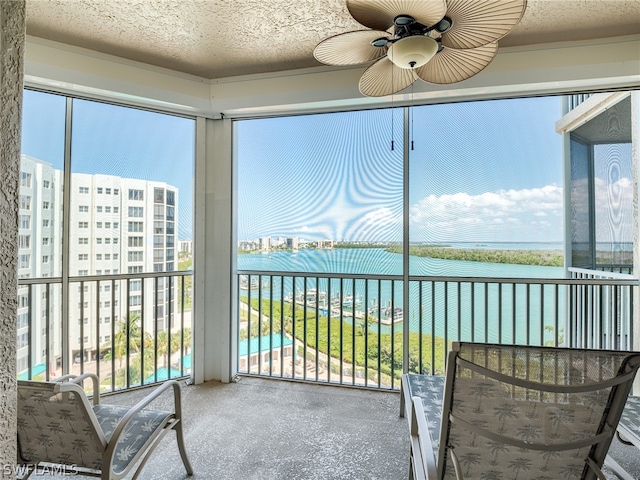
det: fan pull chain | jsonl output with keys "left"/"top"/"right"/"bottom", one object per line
{"left": 391, "top": 47, "right": 394, "bottom": 151}
{"left": 391, "top": 93, "right": 394, "bottom": 151}
{"left": 410, "top": 83, "right": 414, "bottom": 151}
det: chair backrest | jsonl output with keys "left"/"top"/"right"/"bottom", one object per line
{"left": 17, "top": 380, "right": 107, "bottom": 471}
{"left": 437, "top": 343, "right": 640, "bottom": 480}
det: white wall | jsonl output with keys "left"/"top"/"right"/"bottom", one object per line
{"left": 0, "top": 1, "right": 25, "bottom": 476}
{"left": 25, "top": 35, "right": 640, "bottom": 118}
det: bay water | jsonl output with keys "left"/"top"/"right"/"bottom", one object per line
{"left": 237, "top": 244, "right": 565, "bottom": 344}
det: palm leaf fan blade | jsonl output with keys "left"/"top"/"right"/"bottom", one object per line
{"left": 441, "top": 0, "right": 527, "bottom": 49}
{"left": 314, "top": 30, "right": 391, "bottom": 65}
{"left": 359, "top": 57, "right": 417, "bottom": 97}
{"left": 347, "top": 0, "right": 447, "bottom": 31}
{"left": 415, "top": 42, "right": 498, "bottom": 84}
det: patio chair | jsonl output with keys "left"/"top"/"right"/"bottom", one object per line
{"left": 604, "top": 395, "right": 640, "bottom": 480}
{"left": 17, "top": 373, "right": 193, "bottom": 480}
{"left": 400, "top": 342, "right": 640, "bottom": 480}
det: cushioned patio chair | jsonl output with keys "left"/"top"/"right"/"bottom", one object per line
{"left": 17, "top": 373, "right": 193, "bottom": 480}
{"left": 400, "top": 343, "right": 640, "bottom": 480}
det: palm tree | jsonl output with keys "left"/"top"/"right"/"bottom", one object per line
{"left": 37, "top": 434, "right": 53, "bottom": 458}
{"left": 480, "top": 471, "right": 503, "bottom": 480}
{"left": 508, "top": 457, "right": 532, "bottom": 480}
{"left": 487, "top": 440, "right": 509, "bottom": 465}
{"left": 548, "top": 407, "right": 575, "bottom": 436}
{"left": 469, "top": 419, "right": 489, "bottom": 447}
{"left": 541, "top": 449, "right": 561, "bottom": 470}
{"left": 104, "top": 313, "right": 144, "bottom": 369}
{"left": 516, "top": 424, "right": 541, "bottom": 444}
{"left": 156, "top": 329, "right": 189, "bottom": 367}
{"left": 460, "top": 452, "right": 482, "bottom": 477}
{"left": 469, "top": 380, "right": 496, "bottom": 413}
{"left": 493, "top": 403, "right": 519, "bottom": 432}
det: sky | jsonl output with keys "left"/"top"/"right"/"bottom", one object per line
{"left": 22, "top": 91, "right": 631, "bottom": 245}
{"left": 236, "top": 96, "right": 567, "bottom": 243}
{"left": 21, "top": 89, "right": 195, "bottom": 240}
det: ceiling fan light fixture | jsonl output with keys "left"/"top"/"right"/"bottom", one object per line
{"left": 388, "top": 35, "right": 438, "bottom": 69}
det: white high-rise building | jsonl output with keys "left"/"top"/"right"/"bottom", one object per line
{"left": 17, "top": 155, "right": 180, "bottom": 374}
{"left": 17, "top": 156, "right": 63, "bottom": 376}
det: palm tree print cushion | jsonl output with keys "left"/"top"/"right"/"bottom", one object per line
{"left": 405, "top": 374, "right": 445, "bottom": 454}
{"left": 444, "top": 376, "right": 603, "bottom": 479}
{"left": 618, "top": 395, "right": 640, "bottom": 446}
{"left": 93, "top": 404, "right": 172, "bottom": 473}
{"left": 17, "top": 385, "right": 105, "bottom": 470}
{"left": 405, "top": 374, "right": 619, "bottom": 480}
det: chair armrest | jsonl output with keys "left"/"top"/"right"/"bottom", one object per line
{"left": 53, "top": 373, "right": 101, "bottom": 405}
{"left": 400, "top": 374, "right": 410, "bottom": 418}
{"left": 411, "top": 396, "right": 438, "bottom": 479}
{"left": 57, "top": 373, "right": 101, "bottom": 403}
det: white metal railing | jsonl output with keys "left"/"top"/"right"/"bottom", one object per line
{"left": 17, "top": 271, "right": 193, "bottom": 393}
{"left": 569, "top": 267, "right": 636, "bottom": 351}
{"left": 237, "top": 270, "right": 637, "bottom": 390}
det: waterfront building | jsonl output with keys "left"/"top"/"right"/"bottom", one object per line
{"left": 316, "top": 240, "right": 334, "bottom": 249}
{"left": 260, "top": 236, "right": 271, "bottom": 252}
{"left": 17, "top": 155, "right": 179, "bottom": 375}
{"left": 179, "top": 239, "right": 193, "bottom": 254}
{"left": 17, "top": 156, "right": 63, "bottom": 375}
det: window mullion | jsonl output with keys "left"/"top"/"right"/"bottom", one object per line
{"left": 61, "top": 96, "right": 73, "bottom": 375}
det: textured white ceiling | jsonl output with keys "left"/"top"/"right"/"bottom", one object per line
{"left": 26, "top": 0, "right": 640, "bottom": 79}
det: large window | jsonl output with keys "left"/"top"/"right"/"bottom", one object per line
{"left": 236, "top": 109, "right": 404, "bottom": 274}
{"left": 19, "top": 89, "right": 66, "bottom": 380}
{"left": 18, "top": 89, "right": 195, "bottom": 383}
{"left": 236, "top": 95, "right": 573, "bottom": 372}
{"left": 408, "top": 97, "right": 563, "bottom": 274}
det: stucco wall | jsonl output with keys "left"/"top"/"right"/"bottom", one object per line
{"left": 0, "top": 1, "right": 25, "bottom": 478}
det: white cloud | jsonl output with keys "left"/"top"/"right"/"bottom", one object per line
{"left": 410, "top": 185, "right": 564, "bottom": 242}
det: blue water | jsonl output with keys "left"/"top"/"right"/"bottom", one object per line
{"left": 237, "top": 244, "right": 565, "bottom": 344}
{"left": 238, "top": 243, "right": 564, "bottom": 278}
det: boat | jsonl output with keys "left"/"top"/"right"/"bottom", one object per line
{"left": 381, "top": 307, "right": 403, "bottom": 325}
{"left": 239, "top": 276, "right": 259, "bottom": 290}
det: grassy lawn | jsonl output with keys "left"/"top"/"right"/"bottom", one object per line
{"left": 241, "top": 296, "right": 449, "bottom": 380}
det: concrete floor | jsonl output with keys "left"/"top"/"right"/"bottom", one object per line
{"left": 104, "top": 377, "right": 408, "bottom": 480}
{"left": 33, "top": 376, "right": 640, "bottom": 480}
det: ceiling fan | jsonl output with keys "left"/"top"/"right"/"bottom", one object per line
{"left": 314, "top": 0, "right": 527, "bottom": 97}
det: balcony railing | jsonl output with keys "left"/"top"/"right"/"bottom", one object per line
{"left": 568, "top": 267, "right": 635, "bottom": 350}
{"left": 237, "top": 270, "right": 637, "bottom": 390}
{"left": 16, "top": 270, "right": 193, "bottom": 393}
{"left": 567, "top": 93, "right": 593, "bottom": 111}
{"left": 17, "top": 268, "right": 636, "bottom": 394}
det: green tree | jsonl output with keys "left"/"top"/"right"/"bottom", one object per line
{"left": 104, "top": 313, "right": 146, "bottom": 368}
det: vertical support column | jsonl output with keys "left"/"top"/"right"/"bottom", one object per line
{"left": 193, "top": 116, "right": 234, "bottom": 384}
{"left": 61, "top": 97, "right": 73, "bottom": 375}
{"left": 402, "top": 107, "right": 410, "bottom": 374}
{"left": 192, "top": 117, "right": 207, "bottom": 384}
{"left": 632, "top": 92, "right": 640, "bottom": 354}
{"left": 0, "top": 1, "right": 25, "bottom": 477}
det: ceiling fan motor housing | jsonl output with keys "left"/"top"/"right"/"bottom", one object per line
{"left": 388, "top": 35, "right": 438, "bottom": 69}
